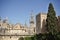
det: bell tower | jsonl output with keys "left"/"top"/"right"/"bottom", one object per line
{"left": 30, "top": 10, "right": 34, "bottom": 28}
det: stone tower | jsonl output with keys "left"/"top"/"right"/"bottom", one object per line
{"left": 30, "top": 11, "right": 34, "bottom": 28}
{"left": 29, "top": 11, "right": 35, "bottom": 34}
{"left": 36, "top": 13, "right": 47, "bottom": 34}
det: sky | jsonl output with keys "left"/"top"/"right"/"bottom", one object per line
{"left": 0, "top": 0, "right": 60, "bottom": 26}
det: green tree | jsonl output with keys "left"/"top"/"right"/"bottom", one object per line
{"left": 46, "top": 3, "right": 57, "bottom": 34}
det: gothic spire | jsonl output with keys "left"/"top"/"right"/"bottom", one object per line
{"left": 30, "top": 10, "right": 34, "bottom": 24}
{"left": 0, "top": 16, "right": 1, "bottom": 21}
{"left": 24, "top": 20, "right": 27, "bottom": 27}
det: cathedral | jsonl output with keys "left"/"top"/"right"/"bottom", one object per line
{"left": 0, "top": 12, "right": 36, "bottom": 40}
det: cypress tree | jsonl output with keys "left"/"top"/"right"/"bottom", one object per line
{"left": 46, "top": 3, "right": 57, "bottom": 34}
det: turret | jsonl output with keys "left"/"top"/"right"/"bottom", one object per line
{"left": 3, "top": 17, "right": 8, "bottom": 23}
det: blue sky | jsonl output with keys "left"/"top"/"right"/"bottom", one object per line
{"left": 0, "top": 0, "right": 60, "bottom": 26}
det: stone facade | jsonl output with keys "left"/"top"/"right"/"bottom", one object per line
{"left": 57, "top": 16, "right": 60, "bottom": 32}
{"left": 36, "top": 13, "right": 47, "bottom": 34}
{"left": 0, "top": 15, "right": 35, "bottom": 40}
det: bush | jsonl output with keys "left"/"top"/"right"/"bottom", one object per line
{"left": 18, "top": 37, "right": 24, "bottom": 40}
{"left": 24, "top": 37, "right": 32, "bottom": 40}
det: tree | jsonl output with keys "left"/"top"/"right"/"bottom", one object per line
{"left": 46, "top": 3, "right": 57, "bottom": 34}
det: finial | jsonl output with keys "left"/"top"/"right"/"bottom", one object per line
{"left": 30, "top": 10, "right": 33, "bottom": 16}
